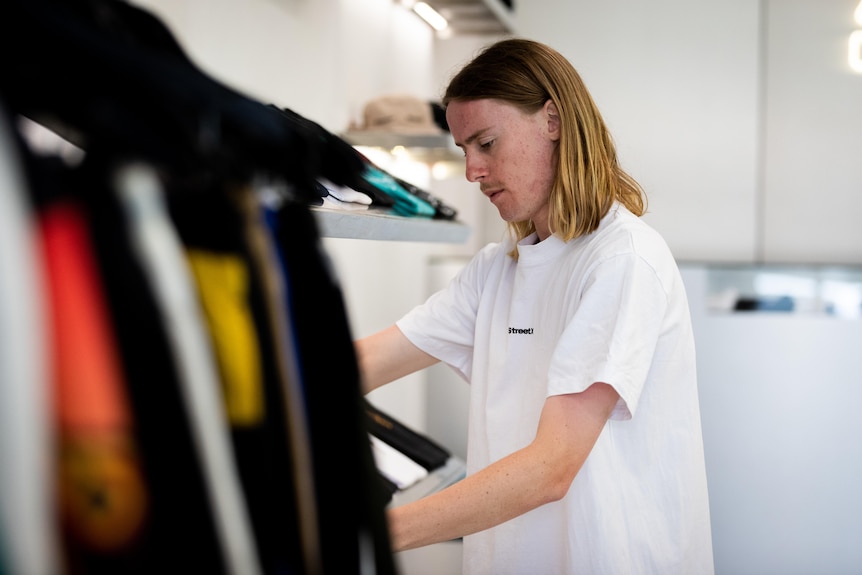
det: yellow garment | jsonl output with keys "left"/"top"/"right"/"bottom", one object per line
{"left": 186, "top": 250, "right": 263, "bottom": 426}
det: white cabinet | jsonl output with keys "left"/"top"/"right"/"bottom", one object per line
{"left": 682, "top": 264, "right": 862, "bottom": 574}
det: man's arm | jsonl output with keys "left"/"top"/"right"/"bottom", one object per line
{"left": 354, "top": 324, "right": 439, "bottom": 394}
{"left": 386, "top": 382, "right": 620, "bottom": 551}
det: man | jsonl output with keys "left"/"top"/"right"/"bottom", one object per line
{"left": 355, "top": 38, "right": 714, "bottom": 574}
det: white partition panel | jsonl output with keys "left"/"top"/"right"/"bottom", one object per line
{"left": 683, "top": 265, "right": 862, "bottom": 575}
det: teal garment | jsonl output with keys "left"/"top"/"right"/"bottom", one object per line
{"left": 362, "top": 165, "right": 436, "bottom": 217}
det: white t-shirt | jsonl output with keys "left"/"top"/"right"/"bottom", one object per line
{"left": 396, "top": 203, "right": 714, "bottom": 574}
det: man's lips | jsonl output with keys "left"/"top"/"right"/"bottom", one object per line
{"left": 482, "top": 187, "right": 503, "bottom": 201}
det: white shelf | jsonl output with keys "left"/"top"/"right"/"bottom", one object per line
{"left": 312, "top": 206, "right": 471, "bottom": 244}
{"left": 323, "top": 133, "right": 470, "bottom": 242}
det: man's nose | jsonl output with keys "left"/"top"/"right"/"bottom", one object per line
{"left": 465, "top": 154, "right": 486, "bottom": 182}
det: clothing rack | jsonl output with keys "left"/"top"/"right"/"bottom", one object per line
{"left": 0, "top": 1, "right": 396, "bottom": 574}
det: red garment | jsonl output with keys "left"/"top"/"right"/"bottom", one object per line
{"left": 39, "top": 200, "right": 148, "bottom": 554}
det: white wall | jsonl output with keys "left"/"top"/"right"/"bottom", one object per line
{"left": 512, "top": 0, "right": 862, "bottom": 266}
{"left": 511, "top": 0, "right": 762, "bottom": 262}
{"left": 762, "top": 0, "right": 862, "bottom": 264}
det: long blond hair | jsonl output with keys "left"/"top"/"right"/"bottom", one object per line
{"left": 443, "top": 38, "right": 645, "bottom": 256}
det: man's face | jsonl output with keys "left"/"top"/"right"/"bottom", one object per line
{"left": 446, "top": 98, "right": 560, "bottom": 240}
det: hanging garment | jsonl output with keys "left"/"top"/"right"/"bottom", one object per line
{"left": 112, "top": 163, "right": 262, "bottom": 575}
{"left": 80, "top": 158, "right": 229, "bottom": 575}
{"left": 185, "top": 251, "right": 266, "bottom": 427}
{"left": 38, "top": 196, "right": 150, "bottom": 571}
{"left": 269, "top": 197, "right": 398, "bottom": 575}
{"left": 175, "top": 182, "right": 318, "bottom": 575}
{"left": 232, "top": 184, "right": 323, "bottom": 575}
{"left": 266, "top": 106, "right": 369, "bottom": 196}
{"left": 0, "top": 100, "right": 61, "bottom": 575}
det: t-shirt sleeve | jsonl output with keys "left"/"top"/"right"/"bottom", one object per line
{"left": 396, "top": 245, "right": 497, "bottom": 382}
{"left": 546, "top": 252, "right": 669, "bottom": 420}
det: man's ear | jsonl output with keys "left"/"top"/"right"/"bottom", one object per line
{"left": 544, "top": 100, "right": 561, "bottom": 141}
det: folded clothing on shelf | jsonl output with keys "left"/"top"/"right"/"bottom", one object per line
{"left": 364, "top": 400, "right": 450, "bottom": 472}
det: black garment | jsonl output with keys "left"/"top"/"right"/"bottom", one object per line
{"left": 268, "top": 106, "right": 368, "bottom": 194}
{"left": 0, "top": 0, "right": 352, "bottom": 200}
{"left": 365, "top": 401, "right": 450, "bottom": 472}
{"left": 272, "top": 200, "right": 398, "bottom": 575}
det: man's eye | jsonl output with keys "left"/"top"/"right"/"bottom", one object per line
{"left": 480, "top": 140, "right": 494, "bottom": 150}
